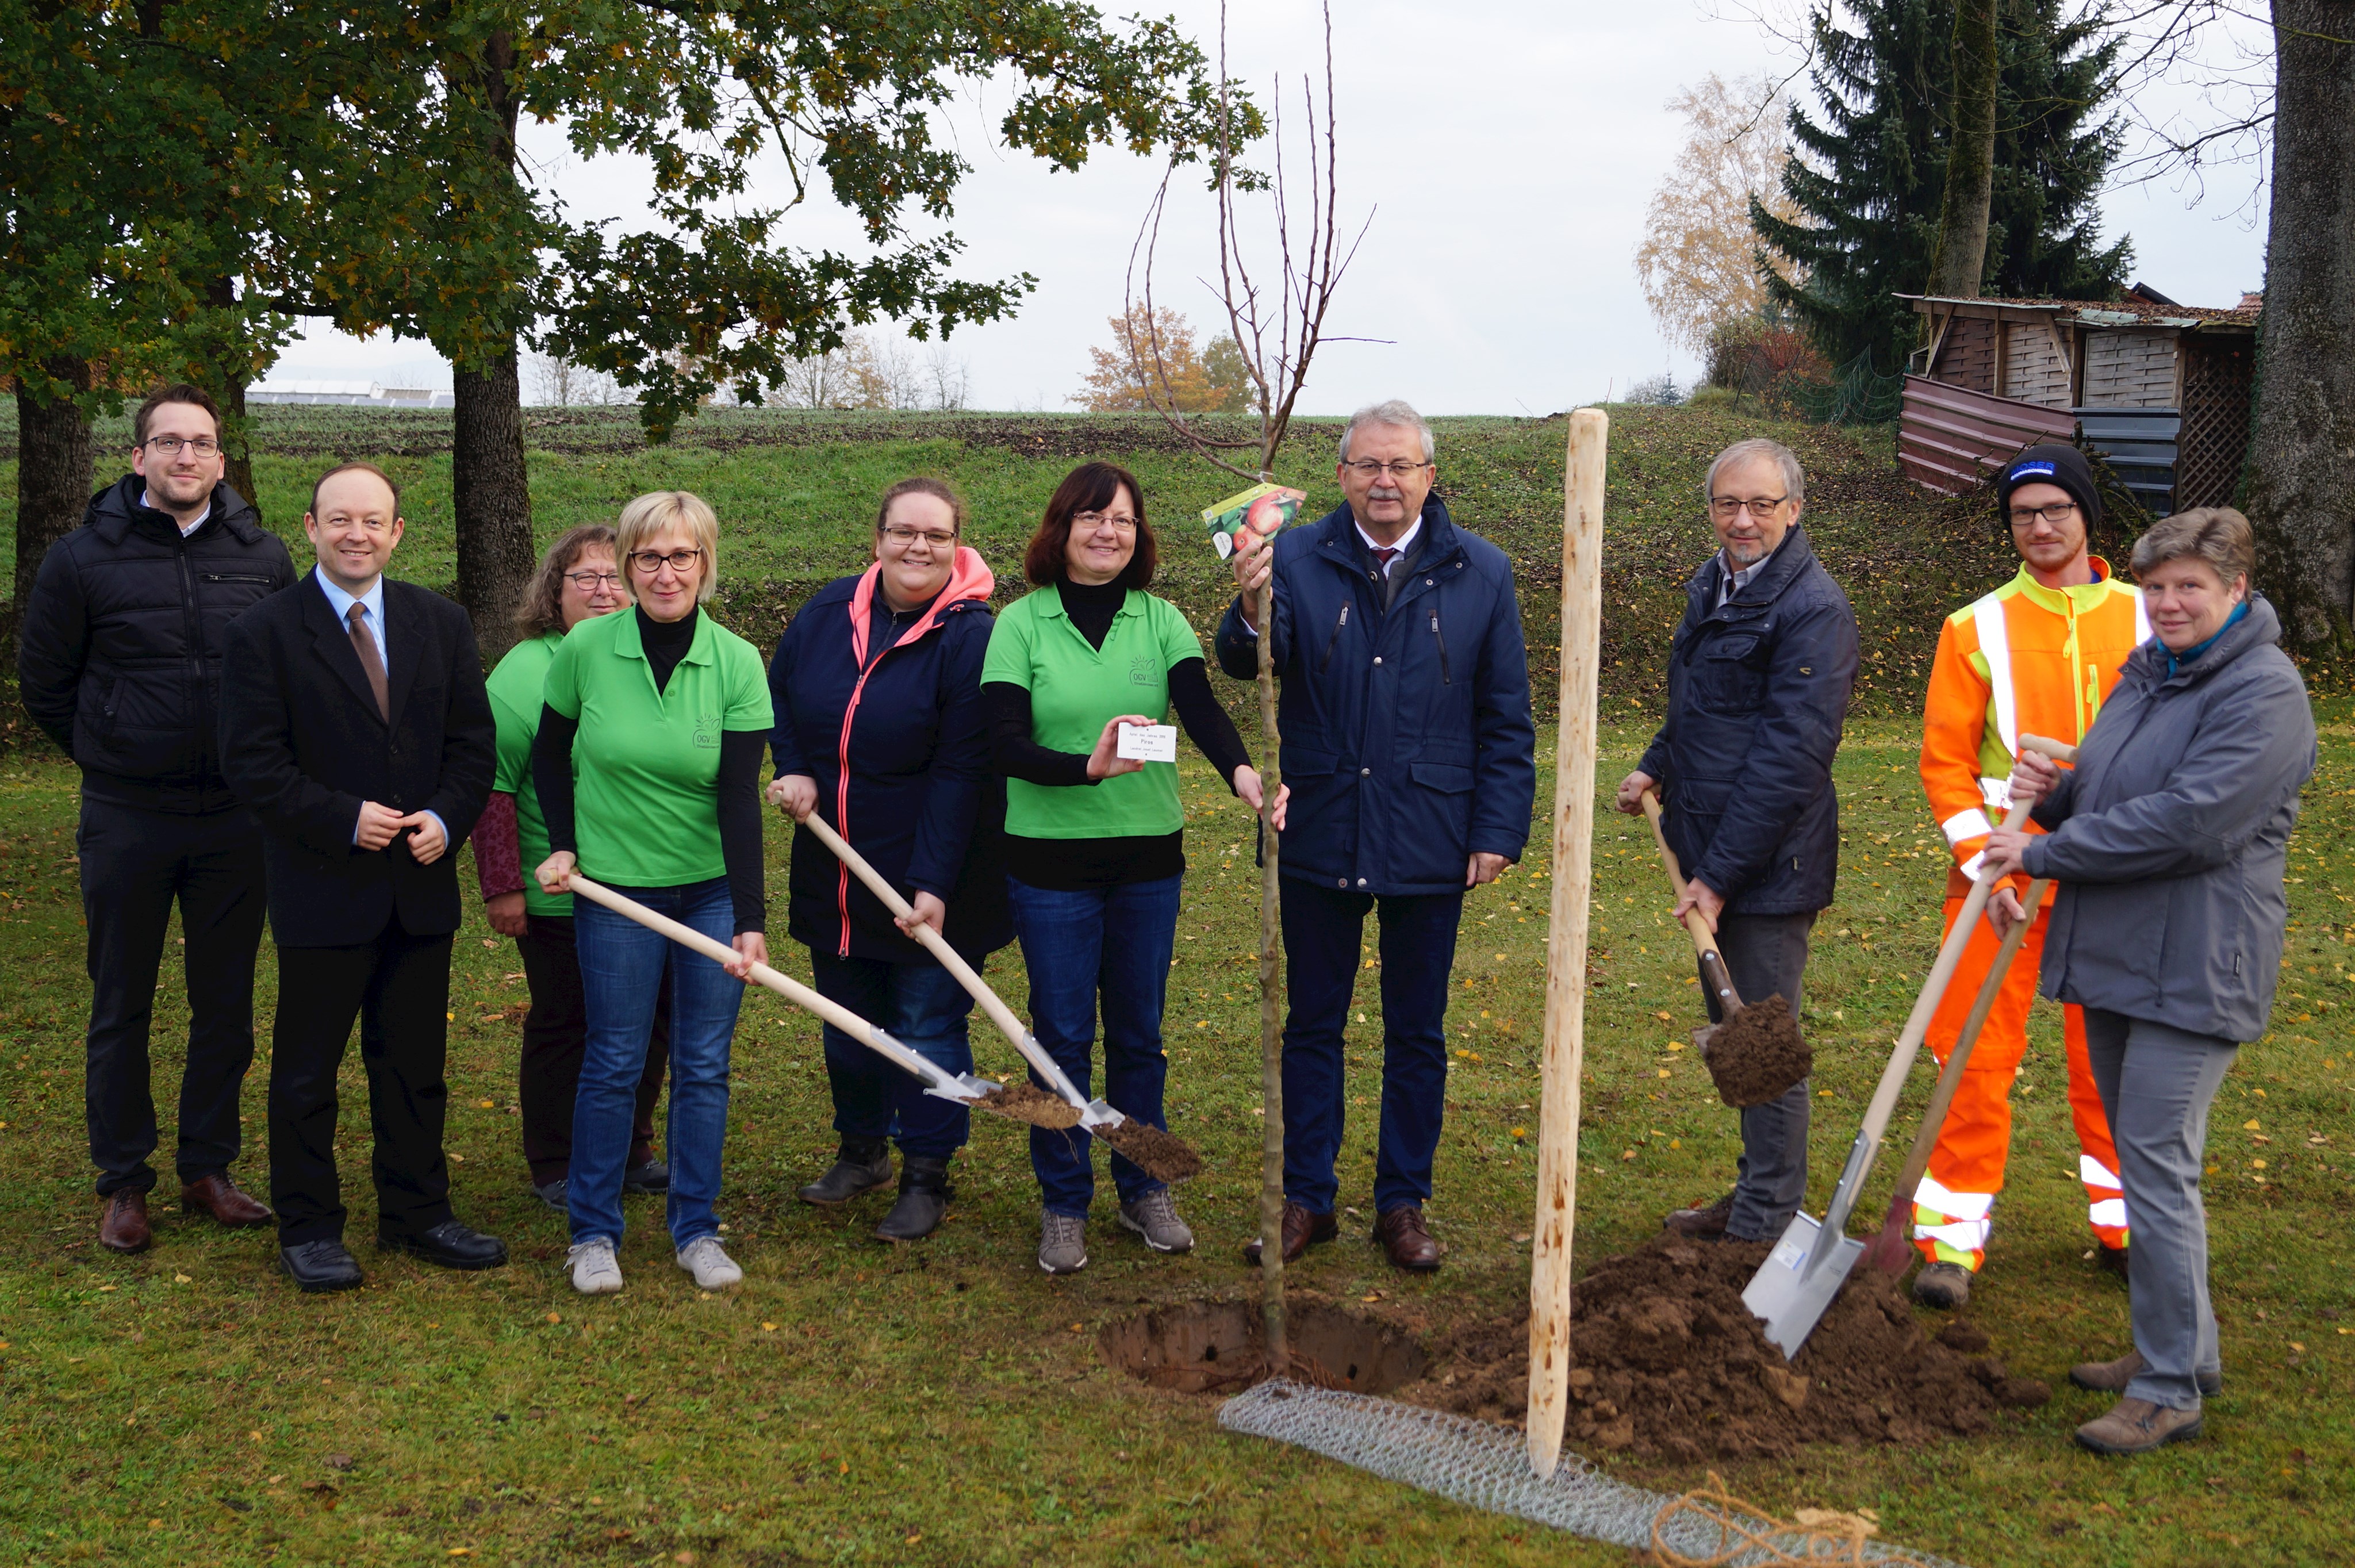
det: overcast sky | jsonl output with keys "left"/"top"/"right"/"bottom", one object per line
{"left": 275, "top": 1, "right": 2275, "bottom": 415}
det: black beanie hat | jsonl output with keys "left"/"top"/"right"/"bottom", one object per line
{"left": 1997, "top": 443, "right": 2103, "bottom": 531}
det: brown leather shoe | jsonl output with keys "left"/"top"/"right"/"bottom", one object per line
{"left": 99, "top": 1191, "right": 152, "bottom": 1254}
{"left": 1663, "top": 1191, "right": 1735, "bottom": 1239}
{"left": 2074, "top": 1396, "right": 2203, "bottom": 1455}
{"left": 1240, "top": 1201, "right": 1338, "bottom": 1266}
{"left": 2069, "top": 1347, "right": 2222, "bottom": 1397}
{"left": 1374, "top": 1206, "right": 1441, "bottom": 1272}
{"left": 181, "top": 1173, "right": 273, "bottom": 1228}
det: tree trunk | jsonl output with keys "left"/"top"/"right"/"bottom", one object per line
{"left": 1926, "top": 0, "right": 2000, "bottom": 297}
{"left": 13, "top": 361, "right": 95, "bottom": 614}
{"left": 451, "top": 343, "right": 535, "bottom": 667}
{"left": 2244, "top": 0, "right": 2355, "bottom": 653}
{"left": 205, "top": 276, "right": 262, "bottom": 520}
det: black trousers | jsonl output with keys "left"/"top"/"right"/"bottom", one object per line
{"left": 77, "top": 798, "right": 267, "bottom": 1198}
{"left": 268, "top": 915, "right": 457, "bottom": 1246}
{"left": 513, "top": 913, "right": 669, "bottom": 1185}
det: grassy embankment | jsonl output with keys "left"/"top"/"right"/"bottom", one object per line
{"left": 0, "top": 407, "right": 2349, "bottom": 1566}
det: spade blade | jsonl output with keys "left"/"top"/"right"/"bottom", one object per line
{"left": 1743, "top": 1210, "right": 1866, "bottom": 1360}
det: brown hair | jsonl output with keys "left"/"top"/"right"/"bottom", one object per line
{"left": 1022, "top": 462, "right": 1155, "bottom": 589}
{"left": 875, "top": 476, "right": 967, "bottom": 536}
{"left": 514, "top": 524, "right": 620, "bottom": 638}
{"left": 308, "top": 460, "right": 402, "bottom": 520}
{"left": 132, "top": 384, "right": 221, "bottom": 446}
{"left": 2131, "top": 507, "right": 2256, "bottom": 589}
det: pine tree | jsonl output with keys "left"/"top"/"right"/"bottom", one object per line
{"left": 1753, "top": 0, "right": 2132, "bottom": 374}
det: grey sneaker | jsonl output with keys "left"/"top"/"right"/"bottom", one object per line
{"left": 1117, "top": 1189, "right": 1195, "bottom": 1254}
{"left": 533, "top": 1176, "right": 569, "bottom": 1212}
{"left": 1038, "top": 1212, "right": 1088, "bottom": 1275}
{"left": 567, "top": 1239, "right": 623, "bottom": 1295}
{"left": 676, "top": 1235, "right": 743, "bottom": 1289}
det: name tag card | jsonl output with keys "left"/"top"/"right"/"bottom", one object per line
{"left": 1115, "top": 724, "right": 1179, "bottom": 764}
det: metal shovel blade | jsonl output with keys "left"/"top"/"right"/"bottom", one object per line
{"left": 1079, "top": 1097, "right": 1126, "bottom": 1130}
{"left": 926, "top": 1072, "right": 1007, "bottom": 1105}
{"left": 1742, "top": 1212, "right": 1866, "bottom": 1360}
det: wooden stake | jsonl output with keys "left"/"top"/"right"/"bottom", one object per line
{"left": 1526, "top": 408, "right": 1606, "bottom": 1478}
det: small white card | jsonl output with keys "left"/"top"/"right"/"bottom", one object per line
{"left": 1115, "top": 723, "right": 1179, "bottom": 764}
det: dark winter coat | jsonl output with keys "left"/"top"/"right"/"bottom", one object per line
{"left": 769, "top": 551, "right": 1010, "bottom": 964}
{"left": 1636, "top": 524, "right": 1859, "bottom": 917}
{"left": 2024, "top": 593, "right": 2315, "bottom": 1042}
{"left": 17, "top": 475, "right": 298, "bottom": 812}
{"left": 1211, "top": 495, "right": 1536, "bottom": 897}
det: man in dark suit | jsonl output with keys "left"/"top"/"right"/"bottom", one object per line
{"left": 218, "top": 461, "right": 503, "bottom": 1292}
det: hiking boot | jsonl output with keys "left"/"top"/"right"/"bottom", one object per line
{"left": 1038, "top": 1212, "right": 1088, "bottom": 1275}
{"left": 1663, "top": 1191, "right": 1735, "bottom": 1240}
{"left": 2069, "top": 1347, "right": 2222, "bottom": 1398}
{"left": 1117, "top": 1189, "right": 1195, "bottom": 1254}
{"left": 875, "top": 1156, "right": 953, "bottom": 1243}
{"left": 568, "top": 1238, "right": 623, "bottom": 1295}
{"left": 1913, "top": 1260, "right": 1973, "bottom": 1309}
{"left": 2074, "top": 1396, "right": 2203, "bottom": 1455}
{"left": 796, "top": 1138, "right": 892, "bottom": 1205}
{"left": 676, "top": 1235, "right": 743, "bottom": 1290}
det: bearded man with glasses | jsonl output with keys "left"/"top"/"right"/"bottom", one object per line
{"left": 18, "top": 383, "right": 297, "bottom": 1255}
{"left": 1614, "top": 436, "right": 1859, "bottom": 1249}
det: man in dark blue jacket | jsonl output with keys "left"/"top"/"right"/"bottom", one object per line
{"left": 17, "top": 385, "right": 297, "bottom": 1254}
{"left": 1217, "top": 399, "right": 1536, "bottom": 1272}
{"left": 1616, "top": 438, "right": 1859, "bottom": 1245}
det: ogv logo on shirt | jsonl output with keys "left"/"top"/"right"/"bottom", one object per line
{"left": 1128, "top": 654, "right": 1156, "bottom": 687}
{"left": 693, "top": 711, "right": 722, "bottom": 747}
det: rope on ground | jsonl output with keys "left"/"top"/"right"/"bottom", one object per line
{"left": 1649, "top": 1471, "right": 1879, "bottom": 1566}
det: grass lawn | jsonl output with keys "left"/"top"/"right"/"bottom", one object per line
{"left": 1, "top": 409, "right": 2350, "bottom": 1565}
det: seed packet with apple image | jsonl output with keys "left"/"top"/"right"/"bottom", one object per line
{"left": 1201, "top": 482, "right": 1308, "bottom": 560}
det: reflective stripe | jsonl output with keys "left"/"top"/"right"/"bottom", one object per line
{"left": 1913, "top": 1174, "right": 1995, "bottom": 1222}
{"left": 1941, "top": 806, "right": 1994, "bottom": 846}
{"left": 1978, "top": 775, "right": 2012, "bottom": 810}
{"left": 2080, "top": 1154, "right": 2123, "bottom": 1193}
{"left": 1973, "top": 594, "right": 2018, "bottom": 756}
{"left": 2132, "top": 592, "right": 2151, "bottom": 646}
{"left": 1913, "top": 1217, "right": 1992, "bottom": 1250}
{"left": 1958, "top": 850, "right": 1988, "bottom": 881}
{"left": 2089, "top": 1198, "right": 2129, "bottom": 1229}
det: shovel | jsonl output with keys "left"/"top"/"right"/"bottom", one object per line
{"left": 1739, "top": 734, "right": 2074, "bottom": 1358}
{"left": 795, "top": 812, "right": 1202, "bottom": 1183}
{"left": 1640, "top": 790, "right": 1809, "bottom": 1107}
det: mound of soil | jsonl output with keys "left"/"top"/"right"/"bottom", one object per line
{"left": 1704, "top": 994, "right": 1811, "bottom": 1109}
{"left": 1395, "top": 1237, "right": 2049, "bottom": 1462}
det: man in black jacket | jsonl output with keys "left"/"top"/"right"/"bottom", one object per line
{"left": 17, "top": 384, "right": 297, "bottom": 1253}
{"left": 217, "top": 461, "right": 502, "bottom": 1292}
{"left": 1616, "top": 438, "right": 1859, "bottom": 1245}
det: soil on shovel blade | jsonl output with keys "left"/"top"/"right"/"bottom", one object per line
{"left": 1098, "top": 1120, "right": 1205, "bottom": 1184}
{"left": 1703, "top": 994, "right": 1812, "bottom": 1109}
{"left": 1393, "top": 1236, "right": 2049, "bottom": 1462}
{"left": 978, "top": 1082, "right": 1083, "bottom": 1129}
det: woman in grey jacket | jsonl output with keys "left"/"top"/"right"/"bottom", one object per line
{"left": 1986, "top": 507, "right": 2315, "bottom": 1457}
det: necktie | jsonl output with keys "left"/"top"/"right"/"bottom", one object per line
{"left": 347, "top": 603, "right": 389, "bottom": 721}
{"left": 1370, "top": 546, "right": 1399, "bottom": 580}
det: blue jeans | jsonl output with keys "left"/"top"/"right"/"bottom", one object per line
{"left": 570, "top": 878, "right": 743, "bottom": 1250}
{"left": 1007, "top": 873, "right": 1182, "bottom": 1217}
{"left": 810, "top": 952, "right": 976, "bottom": 1160}
{"left": 1278, "top": 879, "right": 1463, "bottom": 1216}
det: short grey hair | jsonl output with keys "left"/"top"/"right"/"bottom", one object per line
{"left": 1704, "top": 438, "right": 1805, "bottom": 508}
{"left": 2131, "top": 507, "right": 2254, "bottom": 588}
{"left": 1338, "top": 399, "right": 1435, "bottom": 465}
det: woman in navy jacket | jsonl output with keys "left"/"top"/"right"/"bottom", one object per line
{"left": 766, "top": 478, "right": 1008, "bottom": 1241}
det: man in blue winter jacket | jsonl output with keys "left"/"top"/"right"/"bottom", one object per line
{"left": 1217, "top": 398, "right": 1536, "bottom": 1272}
{"left": 1614, "top": 437, "right": 1859, "bottom": 1245}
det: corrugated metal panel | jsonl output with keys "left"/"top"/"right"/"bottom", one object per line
{"left": 1900, "top": 375, "right": 2078, "bottom": 496}
{"left": 2077, "top": 407, "right": 2182, "bottom": 513}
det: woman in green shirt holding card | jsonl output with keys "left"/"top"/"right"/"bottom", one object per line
{"left": 982, "top": 462, "right": 1283, "bottom": 1275}
{"left": 531, "top": 492, "right": 774, "bottom": 1297}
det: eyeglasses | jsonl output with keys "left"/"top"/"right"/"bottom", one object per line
{"left": 629, "top": 547, "right": 705, "bottom": 574}
{"left": 881, "top": 525, "right": 957, "bottom": 550}
{"left": 144, "top": 436, "right": 221, "bottom": 457}
{"left": 1344, "top": 459, "right": 1430, "bottom": 480}
{"left": 1709, "top": 495, "right": 1789, "bottom": 519}
{"left": 2008, "top": 502, "right": 2080, "bottom": 528}
{"left": 564, "top": 570, "right": 624, "bottom": 590}
{"left": 1072, "top": 511, "right": 1137, "bottom": 533}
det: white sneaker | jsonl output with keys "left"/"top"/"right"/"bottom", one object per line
{"left": 676, "top": 1235, "right": 743, "bottom": 1289}
{"left": 567, "top": 1239, "right": 623, "bottom": 1295}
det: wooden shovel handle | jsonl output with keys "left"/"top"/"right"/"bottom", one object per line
{"left": 1640, "top": 789, "right": 1743, "bottom": 1014}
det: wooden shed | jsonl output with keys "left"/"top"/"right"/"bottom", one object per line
{"left": 1896, "top": 290, "right": 2260, "bottom": 516}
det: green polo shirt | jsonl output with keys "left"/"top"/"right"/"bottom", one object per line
{"left": 981, "top": 586, "right": 1201, "bottom": 839}
{"left": 486, "top": 628, "right": 571, "bottom": 916}
{"left": 542, "top": 608, "right": 773, "bottom": 888}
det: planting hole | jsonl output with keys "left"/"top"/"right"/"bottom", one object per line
{"left": 1098, "top": 1299, "right": 1425, "bottom": 1395}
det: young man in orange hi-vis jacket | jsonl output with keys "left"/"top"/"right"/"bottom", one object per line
{"left": 1912, "top": 444, "right": 2150, "bottom": 1310}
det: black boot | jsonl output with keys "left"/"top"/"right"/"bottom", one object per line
{"left": 797, "top": 1138, "right": 892, "bottom": 1205}
{"left": 875, "top": 1155, "right": 953, "bottom": 1242}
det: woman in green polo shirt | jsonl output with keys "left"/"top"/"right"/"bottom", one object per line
{"left": 983, "top": 461, "right": 1283, "bottom": 1275}
{"left": 531, "top": 491, "right": 773, "bottom": 1297}
{"left": 475, "top": 525, "right": 672, "bottom": 1212}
